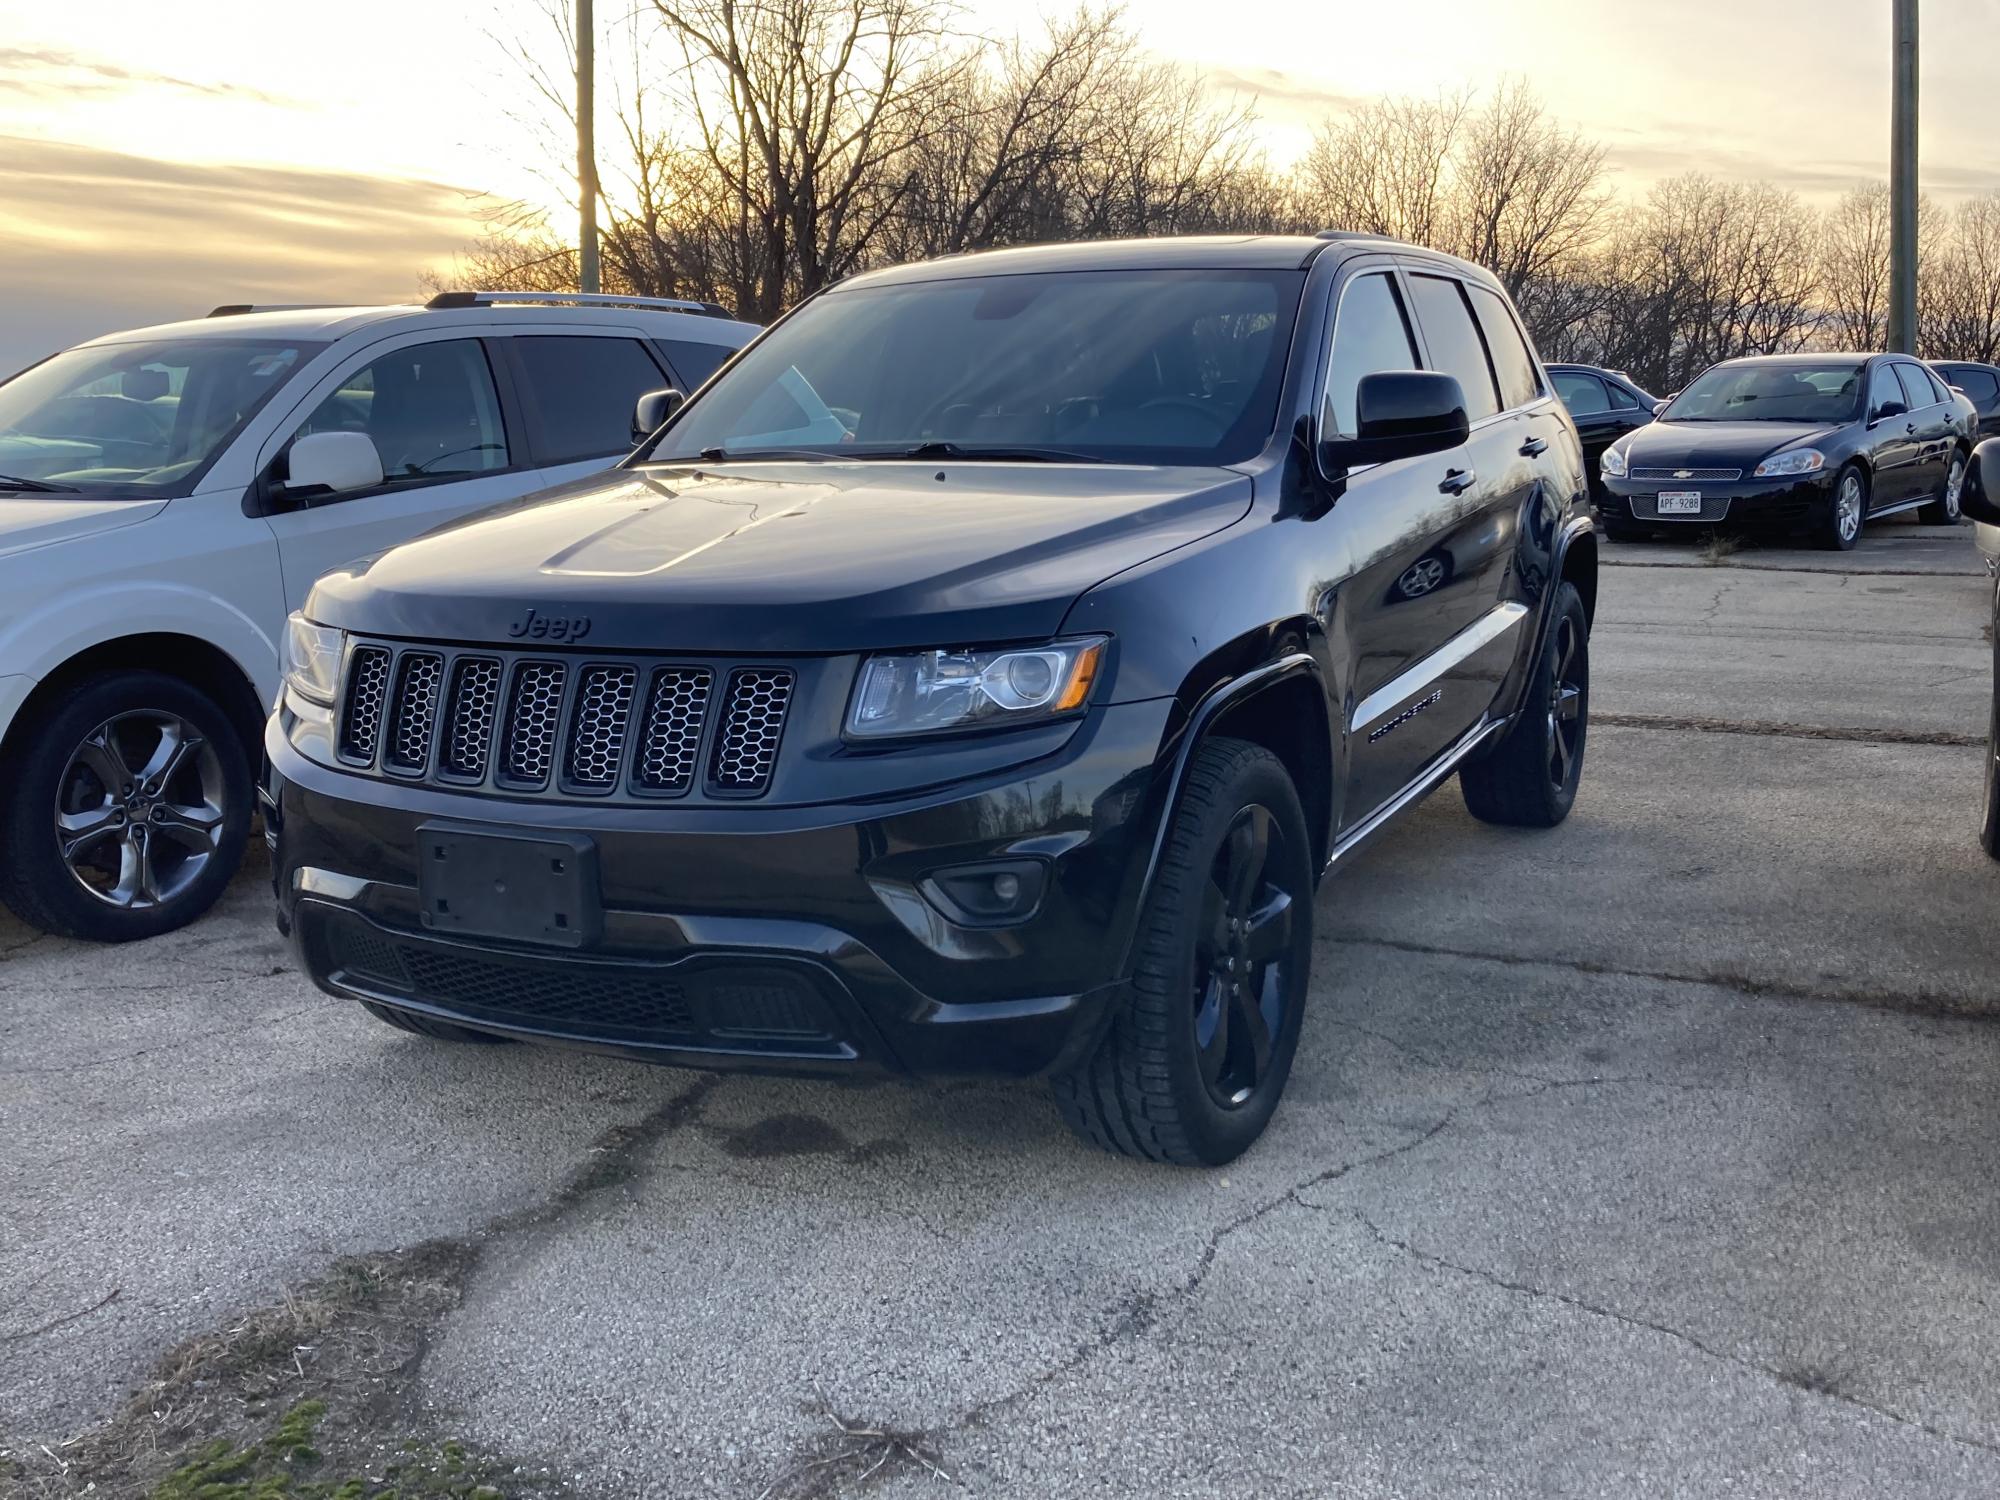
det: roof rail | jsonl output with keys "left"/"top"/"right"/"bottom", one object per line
{"left": 207, "top": 303, "right": 358, "bottom": 317}
{"left": 425, "top": 290, "right": 739, "bottom": 320}
{"left": 1313, "top": 229, "right": 1393, "bottom": 242}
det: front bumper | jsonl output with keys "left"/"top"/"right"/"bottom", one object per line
{"left": 267, "top": 698, "right": 1175, "bottom": 1078}
{"left": 1600, "top": 470, "right": 1836, "bottom": 528}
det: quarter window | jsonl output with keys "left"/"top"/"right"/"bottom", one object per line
{"left": 1322, "top": 273, "right": 1419, "bottom": 439}
{"left": 1468, "top": 284, "right": 1541, "bottom": 411}
{"left": 658, "top": 338, "right": 735, "bottom": 392}
{"left": 290, "top": 339, "right": 507, "bottom": 486}
{"left": 1953, "top": 368, "right": 1999, "bottom": 404}
{"left": 512, "top": 336, "right": 670, "bottom": 463}
{"left": 1553, "top": 370, "right": 1610, "bottom": 415}
{"left": 1407, "top": 274, "right": 1501, "bottom": 422}
{"left": 1893, "top": 363, "right": 1935, "bottom": 411}
{"left": 1608, "top": 381, "right": 1639, "bottom": 410}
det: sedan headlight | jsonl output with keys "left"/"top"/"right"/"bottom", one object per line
{"left": 1753, "top": 448, "right": 1826, "bottom": 478}
{"left": 282, "top": 611, "right": 345, "bottom": 711}
{"left": 1600, "top": 446, "right": 1628, "bottom": 478}
{"left": 847, "top": 637, "right": 1107, "bottom": 740}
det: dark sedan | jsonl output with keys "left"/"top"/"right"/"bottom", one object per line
{"left": 1598, "top": 353, "right": 1976, "bottom": 550}
{"left": 1935, "top": 360, "right": 2000, "bottom": 439}
{"left": 1549, "top": 363, "right": 1658, "bottom": 498}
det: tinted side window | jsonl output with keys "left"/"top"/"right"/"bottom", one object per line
{"left": 1867, "top": 363, "right": 1905, "bottom": 417}
{"left": 1955, "top": 369, "right": 2000, "bottom": 404}
{"left": 1893, "top": 363, "right": 1935, "bottom": 411}
{"left": 1553, "top": 370, "right": 1609, "bottom": 415}
{"left": 292, "top": 339, "right": 507, "bottom": 485}
{"left": 1322, "top": 272, "right": 1418, "bottom": 438}
{"left": 659, "top": 338, "right": 734, "bottom": 392}
{"left": 1923, "top": 366, "right": 1953, "bottom": 405}
{"left": 512, "top": 337, "right": 668, "bottom": 463}
{"left": 1408, "top": 274, "right": 1500, "bottom": 422}
{"left": 1468, "top": 284, "right": 1540, "bottom": 410}
{"left": 1608, "top": 382, "right": 1639, "bottom": 410}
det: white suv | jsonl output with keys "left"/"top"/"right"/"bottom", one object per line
{"left": 0, "top": 291, "right": 757, "bottom": 941}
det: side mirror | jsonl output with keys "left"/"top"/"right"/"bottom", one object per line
{"left": 1871, "top": 400, "right": 1908, "bottom": 424}
{"left": 1961, "top": 439, "right": 2000, "bottom": 526}
{"left": 282, "top": 431, "right": 383, "bottom": 498}
{"left": 632, "top": 388, "right": 685, "bottom": 443}
{"left": 1321, "top": 371, "right": 1470, "bottom": 470}
{"left": 1652, "top": 400, "right": 1671, "bottom": 419}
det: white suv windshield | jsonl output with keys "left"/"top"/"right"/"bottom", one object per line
{"left": 0, "top": 338, "right": 315, "bottom": 497}
{"left": 647, "top": 269, "right": 1305, "bottom": 467}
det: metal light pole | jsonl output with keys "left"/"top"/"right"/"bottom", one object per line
{"left": 1888, "top": 0, "right": 1918, "bottom": 352}
{"left": 577, "top": 0, "right": 601, "bottom": 294}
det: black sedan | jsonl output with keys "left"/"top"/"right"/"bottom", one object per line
{"left": 1549, "top": 363, "right": 1658, "bottom": 498}
{"left": 1935, "top": 360, "right": 2000, "bottom": 439}
{"left": 1598, "top": 353, "right": 1976, "bottom": 550}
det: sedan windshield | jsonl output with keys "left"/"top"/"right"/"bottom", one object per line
{"left": 0, "top": 338, "right": 315, "bottom": 497}
{"left": 647, "top": 268, "right": 1305, "bottom": 467}
{"left": 1664, "top": 362, "right": 1863, "bottom": 424}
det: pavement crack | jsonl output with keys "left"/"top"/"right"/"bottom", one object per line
{"left": 1330, "top": 933, "right": 2000, "bottom": 1020}
{"left": 1347, "top": 1210, "right": 2000, "bottom": 1461}
{"left": 1595, "top": 712, "right": 1982, "bottom": 747}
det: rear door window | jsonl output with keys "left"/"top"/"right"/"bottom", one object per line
{"left": 1407, "top": 274, "right": 1501, "bottom": 422}
{"left": 1953, "top": 368, "right": 1999, "bottom": 404}
{"left": 511, "top": 336, "right": 670, "bottom": 463}
{"left": 1467, "top": 284, "right": 1541, "bottom": 411}
{"left": 1553, "top": 370, "right": 1609, "bottom": 416}
{"left": 658, "top": 338, "right": 735, "bottom": 392}
{"left": 1322, "top": 272, "right": 1419, "bottom": 439}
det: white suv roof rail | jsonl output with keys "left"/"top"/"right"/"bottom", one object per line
{"left": 424, "top": 289, "right": 741, "bottom": 321}
{"left": 208, "top": 304, "right": 360, "bottom": 317}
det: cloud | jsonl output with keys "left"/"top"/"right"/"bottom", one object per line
{"left": 1600, "top": 137, "right": 2000, "bottom": 202}
{"left": 1202, "top": 65, "right": 1369, "bottom": 116}
{"left": 0, "top": 137, "right": 482, "bottom": 372}
{"left": 0, "top": 46, "right": 297, "bottom": 106}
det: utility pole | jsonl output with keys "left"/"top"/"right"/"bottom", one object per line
{"left": 576, "top": 0, "right": 600, "bottom": 294}
{"left": 1888, "top": 0, "right": 1918, "bottom": 352}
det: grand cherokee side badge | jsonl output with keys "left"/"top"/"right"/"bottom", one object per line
{"left": 1368, "top": 689, "right": 1442, "bottom": 743}
{"left": 508, "top": 607, "right": 592, "bottom": 642}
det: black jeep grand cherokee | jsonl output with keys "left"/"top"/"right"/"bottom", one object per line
{"left": 268, "top": 234, "right": 1597, "bottom": 1165}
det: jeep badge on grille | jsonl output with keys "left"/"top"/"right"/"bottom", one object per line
{"left": 507, "top": 607, "right": 591, "bottom": 642}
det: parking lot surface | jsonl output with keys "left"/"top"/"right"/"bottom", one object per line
{"left": 5, "top": 523, "right": 2000, "bottom": 1497}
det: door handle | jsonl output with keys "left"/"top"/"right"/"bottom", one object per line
{"left": 1519, "top": 437, "right": 1548, "bottom": 456}
{"left": 1439, "top": 468, "right": 1477, "bottom": 495}
{"left": 1907, "top": 422, "right": 1918, "bottom": 434}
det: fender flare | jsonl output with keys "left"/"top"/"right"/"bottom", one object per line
{"left": 1529, "top": 514, "right": 1598, "bottom": 670}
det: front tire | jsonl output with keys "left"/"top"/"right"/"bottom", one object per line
{"left": 1819, "top": 466, "right": 1867, "bottom": 550}
{"left": 0, "top": 671, "right": 251, "bottom": 942}
{"left": 1920, "top": 449, "right": 1967, "bottom": 526}
{"left": 1053, "top": 737, "right": 1313, "bottom": 1166}
{"left": 1460, "top": 581, "right": 1589, "bottom": 828}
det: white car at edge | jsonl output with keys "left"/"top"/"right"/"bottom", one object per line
{"left": 0, "top": 290, "right": 756, "bottom": 941}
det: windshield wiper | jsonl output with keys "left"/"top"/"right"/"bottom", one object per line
{"left": 0, "top": 472, "right": 78, "bottom": 492}
{"left": 891, "top": 442, "right": 1106, "bottom": 463}
{"left": 685, "top": 446, "right": 848, "bottom": 463}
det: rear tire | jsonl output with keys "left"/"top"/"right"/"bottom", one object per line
{"left": 1818, "top": 466, "right": 1867, "bottom": 550}
{"left": 1460, "top": 581, "right": 1589, "bottom": 828}
{"left": 1920, "top": 449, "right": 1967, "bottom": 525}
{"left": 1053, "top": 737, "right": 1313, "bottom": 1166}
{"left": 359, "top": 1000, "right": 515, "bottom": 1044}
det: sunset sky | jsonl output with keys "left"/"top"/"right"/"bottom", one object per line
{"left": 4, "top": 0, "right": 1997, "bottom": 372}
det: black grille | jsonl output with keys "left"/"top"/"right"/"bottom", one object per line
{"left": 566, "top": 665, "right": 639, "bottom": 788}
{"left": 440, "top": 657, "right": 501, "bottom": 780}
{"left": 338, "top": 647, "right": 392, "bottom": 763}
{"left": 332, "top": 643, "right": 794, "bottom": 800}
{"left": 1629, "top": 492, "right": 1732, "bottom": 522}
{"left": 503, "top": 662, "right": 568, "bottom": 785}
{"left": 1630, "top": 466, "right": 1742, "bottom": 482}
{"left": 712, "top": 669, "right": 794, "bottom": 792}
{"left": 635, "top": 667, "right": 713, "bottom": 793}
{"left": 383, "top": 652, "right": 444, "bottom": 771}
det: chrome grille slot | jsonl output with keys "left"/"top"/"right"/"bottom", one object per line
{"left": 566, "top": 665, "right": 639, "bottom": 789}
{"left": 502, "top": 662, "right": 568, "bottom": 786}
{"left": 634, "top": 667, "right": 713, "bottom": 793}
{"left": 1630, "top": 466, "right": 1742, "bottom": 481}
{"left": 338, "top": 646, "right": 392, "bottom": 764}
{"left": 711, "top": 668, "right": 794, "bottom": 793}
{"left": 440, "top": 657, "right": 502, "bottom": 780}
{"left": 383, "top": 652, "right": 444, "bottom": 772}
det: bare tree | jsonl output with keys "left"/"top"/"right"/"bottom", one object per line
{"left": 1448, "top": 81, "right": 1612, "bottom": 300}
{"left": 1921, "top": 194, "right": 2000, "bottom": 362}
{"left": 1298, "top": 91, "right": 1467, "bottom": 246}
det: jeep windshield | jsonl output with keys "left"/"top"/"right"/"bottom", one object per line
{"left": 0, "top": 338, "right": 317, "bottom": 498}
{"left": 646, "top": 268, "right": 1305, "bottom": 468}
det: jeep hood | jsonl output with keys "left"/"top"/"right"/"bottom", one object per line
{"left": 307, "top": 461, "right": 1253, "bottom": 652}
{"left": 0, "top": 494, "right": 168, "bottom": 560}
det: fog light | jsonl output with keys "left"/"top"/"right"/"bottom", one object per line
{"left": 920, "top": 859, "right": 1046, "bottom": 926}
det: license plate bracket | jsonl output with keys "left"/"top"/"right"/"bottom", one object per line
{"left": 1656, "top": 490, "right": 1703, "bottom": 515}
{"left": 416, "top": 824, "right": 601, "bottom": 949}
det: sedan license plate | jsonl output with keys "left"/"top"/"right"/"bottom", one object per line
{"left": 417, "top": 824, "right": 600, "bottom": 948}
{"left": 1656, "top": 490, "right": 1703, "bottom": 516}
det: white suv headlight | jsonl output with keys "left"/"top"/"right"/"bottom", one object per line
{"left": 846, "top": 638, "right": 1107, "bottom": 740}
{"left": 1753, "top": 448, "right": 1825, "bottom": 478}
{"left": 1600, "top": 446, "right": 1628, "bottom": 479}
{"left": 282, "top": 611, "right": 345, "bottom": 711}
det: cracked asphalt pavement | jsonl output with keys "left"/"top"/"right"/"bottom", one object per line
{"left": 6, "top": 521, "right": 2000, "bottom": 1496}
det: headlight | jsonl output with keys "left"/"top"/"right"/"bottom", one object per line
{"left": 282, "top": 611, "right": 345, "bottom": 709}
{"left": 1600, "top": 446, "right": 1628, "bottom": 478}
{"left": 846, "top": 637, "right": 1107, "bottom": 740}
{"left": 1753, "top": 448, "right": 1825, "bottom": 478}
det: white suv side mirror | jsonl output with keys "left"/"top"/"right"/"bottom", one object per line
{"left": 285, "top": 431, "right": 384, "bottom": 496}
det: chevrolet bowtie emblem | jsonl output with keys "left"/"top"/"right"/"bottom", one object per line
{"left": 1674, "top": 469, "right": 1693, "bottom": 479}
